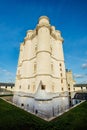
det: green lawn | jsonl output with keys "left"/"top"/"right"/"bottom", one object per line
{"left": 0, "top": 98, "right": 87, "bottom": 130}
{"left": 0, "top": 94, "right": 13, "bottom": 97}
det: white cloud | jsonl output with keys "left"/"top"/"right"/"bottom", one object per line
{"left": 74, "top": 74, "right": 84, "bottom": 78}
{"left": 82, "top": 63, "right": 87, "bottom": 69}
{"left": 0, "top": 68, "right": 13, "bottom": 76}
{"left": 0, "top": 67, "right": 15, "bottom": 82}
{"left": 80, "top": 80, "right": 87, "bottom": 84}
{"left": 74, "top": 73, "right": 87, "bottom": 79}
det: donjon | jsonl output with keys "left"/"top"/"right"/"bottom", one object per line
{"left": 13, "top": 16, "right": 69, "bottom": 120}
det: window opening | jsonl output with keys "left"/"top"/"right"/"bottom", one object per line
{"left": 41, "top": 85, "right": 45, "bottom": 90}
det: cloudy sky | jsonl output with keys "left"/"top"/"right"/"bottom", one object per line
{"left": 0, "top": 0, "right": 87, "bottom": 83}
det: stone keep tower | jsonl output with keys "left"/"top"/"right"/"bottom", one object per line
{"left": 13, "top": 16, "right": 69, "bottom": 120}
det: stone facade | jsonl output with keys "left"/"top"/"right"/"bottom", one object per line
{"left": 13, "top": 16, "right": 69, "bottom": 120}
{"left": 66, "top": 69, "right": 76, "bottom": 105}
{"left": 66, "top": 70, "right": 76, "bottom": 98}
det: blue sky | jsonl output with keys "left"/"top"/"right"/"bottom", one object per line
{"left": 0, "top": 0, "right": 87, "bottom": 83}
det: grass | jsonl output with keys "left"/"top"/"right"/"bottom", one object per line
{"left": 0, "top": 94, "right": 13, "bottom": 97}
{"left": 0, "top": 98, "right": 87, "bottom": 130}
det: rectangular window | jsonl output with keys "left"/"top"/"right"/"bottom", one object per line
{"left": 60, "top": 73, "right": 62, "bottom": 77}
{"left": 18, "top": 70, "right": 20, "bottom": 74}
{"left": 28, "top": 85, "right": 30, "bottom": 89}
{"left": 68, "top": 88, "right": 70, "bottom": 91}
{"left": 61, "top": 87, "right": 64, "bottom": 91}
{"left": 34, "top": 63, "right": 37, "bottom": 73}
{"left": 35, "top": 46, "right": 37, "bottom": 52}
{"left": 21, "top": 103, "right": 24, "bottom": 107}
{"left": 61, "top": 79, "right": 63, "bottom": 83}
{"left": 59, "top": 63, "right": 62, "bottom": 67}
{"left": 33, "top": 85, "right": 35, "bottom": 91}
{"left": 50, "top": 47, "right": 52, "bottom": 53}
{"left": 69, "top": 92, "right": 71, "bottom": 95}
{"left": 19, "top": 85, "right": 21, "bottom": 89}
{"left": 41, "top": 85, "right": 45, "bottom": 90}
{"left": 52, "top": 85, "right": 54, "bottom": 92}
{"left": 68, "top": 84, "right": 70, "bottom": 87}
{"left": 60, "top": 68, "right": 62, "bottom": 71}
{"left": 51, "top": 63, "right": 53, "bottom": 72}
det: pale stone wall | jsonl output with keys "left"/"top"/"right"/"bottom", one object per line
{"left": 14, "top": 16, "right": 67, "bottom": 94}
{"left": 13, "top": 16, "right": 69, "bottom": 120}
{"left": 66, "top": 70, "right": 87, "bottom": 93}
{"left": 66, "top": 70, "right": 75, "bottom": 92}
{"left": 0, "top": 86, "right": 14, "bottom": 96}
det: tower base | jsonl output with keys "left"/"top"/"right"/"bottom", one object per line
{"left": 13, "top": 91, "right": 69, "bottom": 120}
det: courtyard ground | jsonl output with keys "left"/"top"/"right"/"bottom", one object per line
{"left": 0, "top": 98, "right": 87, "bottom": 130}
